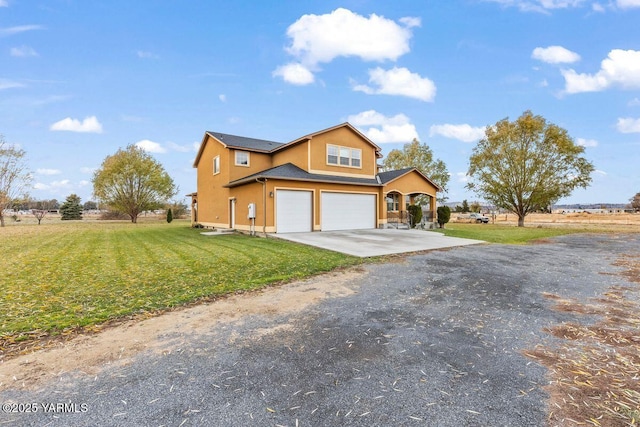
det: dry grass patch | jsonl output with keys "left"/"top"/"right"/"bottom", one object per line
{"left": 525, "top": 255, "right": 640, "bottom": 426}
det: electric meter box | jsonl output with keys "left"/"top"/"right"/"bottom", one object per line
{"left": 247, "top": 203, "right": 256, "bottom": 219}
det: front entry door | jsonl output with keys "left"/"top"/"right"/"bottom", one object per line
{"left": 230, "top": 199, "right": 236, "bottom": 229}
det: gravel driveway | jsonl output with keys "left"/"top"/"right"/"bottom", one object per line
{"left": 2, "top": 233, "right": 638, "bottom": 426}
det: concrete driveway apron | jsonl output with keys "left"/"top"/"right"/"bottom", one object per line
{"left": 271, "top": 228, "right": 484, "bottom": 257}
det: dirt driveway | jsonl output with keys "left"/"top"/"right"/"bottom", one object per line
{"left": 1, "top": 233, "right": 638, "bottom": 426}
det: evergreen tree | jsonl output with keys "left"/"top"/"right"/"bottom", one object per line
{"left": 60, "top": 194, "right": 83, "bottom": 220}
{"left": 166, "top": 208, "right": 173, "bottom": 223}
{"left": 437, "top": 206, "right": 451, "bottom": 229}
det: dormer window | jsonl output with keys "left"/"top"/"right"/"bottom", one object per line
{"left": 235, "top": 150, "right": 249, "bottom": 167}
{"left": 327, "top": 144, "right": 361, "bottom": 168}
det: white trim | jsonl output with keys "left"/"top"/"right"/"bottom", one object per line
{"left": 326, "top": 144, "right": 362, "bottom": 169}
{"left": 213, "top": 155, "right": 220, "bottom": 175}
{"left": 307, "top": 168, "right": 375, "bottom": 179}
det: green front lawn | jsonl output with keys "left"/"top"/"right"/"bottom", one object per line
{"left": 0, "top": 221, "right": 359, "bottom": 342}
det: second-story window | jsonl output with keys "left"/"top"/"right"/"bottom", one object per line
{"left": 213, "top": 156, "right": 220, "bottom": 174}
{"left": 235, "top": 150, "right": 249, "bottom": 166}
{"left": 327, "top": 144, "right": 362, "bottom": 168}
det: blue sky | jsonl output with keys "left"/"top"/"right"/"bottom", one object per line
{"left": 1, "top": 0, "right": 639, "bottom": 206}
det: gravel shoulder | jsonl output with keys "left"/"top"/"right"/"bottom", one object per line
{"left": 1, "top": 233, "right": 638, "bottom": 426}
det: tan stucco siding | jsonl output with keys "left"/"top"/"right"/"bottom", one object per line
{"left": 196, "top": 136, "right": 231, "bottom": 226}
{"left": 382, "top": 170, "right": 438, "bottom": 220}
{"left": 383, "top": 171, "right": 438, "bottom": 197}
{"left": 272, "top": 140, "right": 308, "bottom": 170}
{"left": 225, "top": 181, "right": 267, "bottom": 231}
{"left": 227, "top": 150, "right": 272, "bottom": 182}
{"left": 308, "top": 127, "right": 377, "bottom": 178}
{"left": 265, "top": 179, "right": 381, "bottom": 231}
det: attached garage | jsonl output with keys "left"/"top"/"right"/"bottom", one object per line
{"left": 276, "top": 190, "right": 312, "bottom": 233}
{"left": 321, "top": 192, "right": 376, "bottom": 231}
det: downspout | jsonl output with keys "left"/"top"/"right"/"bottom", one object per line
{"left": 256, "top": 178, "right": 267, "bottom": 236}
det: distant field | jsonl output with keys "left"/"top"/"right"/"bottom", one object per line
{"left": 437, "top": 213, "right": 639, "bottom": 244}
{"left": 481, "top": 212, "right": 640, "bottom": 229}
{"left": 0, "top": 220, "right": 360, "bottom": 347}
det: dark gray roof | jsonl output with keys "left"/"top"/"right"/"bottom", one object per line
{"left": 226, "top": 163, "right": 382, "bottom": 188}
{"left": 206, "top": 131, "right": 284, "bottom": 152}
{"left": 377, "top": 167, "right": 414, "bottom": 184}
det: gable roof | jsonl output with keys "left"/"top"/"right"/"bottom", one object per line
{"left": 193, "top": 131, "right": 284, "bottom": 167}
{"left": 378, "top": 167, "right": 415, "bottom": 184}
{"left": 272, "top": 122, "right": 383, "bottom": 157}
{"left": 206, "top": 131, "right": 284, "bottom": 152}
{"left": 378, "top": 167, "right": 442, "bottom": 192}
{"left": 225, "top": 163, "right": 382, "bottom": 188}
{"left": 194, "top": 123, "right": 384, "bottom": 167}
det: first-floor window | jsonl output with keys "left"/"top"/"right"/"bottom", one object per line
{"left": 386, "top": 193, "right": 400, "bottom": 211}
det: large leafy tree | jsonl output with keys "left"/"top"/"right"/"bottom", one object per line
{"left": 93, "top": 145, "right": 177, "bottom": 223}
{"left": 467, "top": 111, "right": 594, "bottom": 227}
{"left": 0, "top": 135, "right": 31, "bottom": 227}
{"left": 383, "top": 138, "right": 449, "bottom": 193}
{"left": 630, "top": 192, "right": 640, "bottom": 212}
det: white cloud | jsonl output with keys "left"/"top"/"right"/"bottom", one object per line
{"left": 0, "top": 1, "right": 8, "bottom": 7}
{"left": 629, "top": 97, "right": 640, "bottom": 106}
{"left": 50, "top": 116, "right": 103, "bottom": 133}
{"left": 562, "top": 49, "right": 640, "bottom": 94}
{"left": 0, "top": 78, "right": 24, "bottom": 90}
{"left": 10, "top": 45, "right": 38, "bottom": 57}
{"left": 36, "top": 168, "right": 62, "bottom": 175}
{"left": 532, "top": 46, "right": 580, "bottom": 64}
{"left": 0, "top": 25, "right": 44, "bottom": 37}
{"left": 272, "top": 63, "right": 315, "bottom": 85}
{"left": 274, "top": 8, "right": 418, "bottom": 84}
{"left": 136, "top": 50, "right": 158, "bottom": 59}
{"left": 79, "top": 180, "right": 90, "bottom": 187}
{"left": 429, "top": 123, "right": 486, "bottom": 143}
{"left": 218, "top": 94, "right": 227, "bottom": 102}
{"left": 484, "top": 0, "right": 587, "bottom": 13}
{"left": 135, "top": 139, "right": 166, "bottom": 153}
{"left": 347, "top": 110, "right": 419, "bottom": 144}
{"left": 34, "top": 179, "right": 72, "bottom": 191}
{"left": 616, "top": 117, "right": 640, "bottom": 133}
{"left": 456, "top": 172, "right": 470, "bottom": 183}
{"left": 352, "top": 67, "right": 436, "bottom": 102}
{"left": 594, "top": 169, "right": 607, "bottom": 175}
{"left": 166, "top": 141, "right": 193, "bottom": 152}
{"left": 617, "top": 0, "right": 640, "bottom": 8}
{"left": 576, "top": 137, "right": 598, "bottom": 147}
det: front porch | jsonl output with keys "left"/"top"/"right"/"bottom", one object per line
{"left": 383, "top": 191, "right": 436, "bottom": 229}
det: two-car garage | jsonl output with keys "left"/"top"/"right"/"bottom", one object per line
{"left": 275, "top": 190, "right": 376, "bottom": 233}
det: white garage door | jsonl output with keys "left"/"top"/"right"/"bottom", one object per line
{"left": 321, "top": 192, "right": 376, "bottom": 231}
{"left": 276, "top": 190, "right": 312, "bottom": 233}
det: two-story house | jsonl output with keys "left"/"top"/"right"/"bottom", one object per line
{"left": 190, "top": 123, "right": 439, "bottom": 233}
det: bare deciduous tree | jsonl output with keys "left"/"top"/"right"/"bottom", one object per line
{"left": 0, "top": 135, "right": 32, "bottom": 227}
